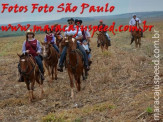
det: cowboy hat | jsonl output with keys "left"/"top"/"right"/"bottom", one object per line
{"left": 75, "top": 19, "right": 82, "bottom": 24}
{"left": 67, "top": 18, "right": 74, "bottom": 22}
{"left": 26, "top": 29, "right": 35, "bottom": 36}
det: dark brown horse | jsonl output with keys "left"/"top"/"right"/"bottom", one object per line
{"left": 17, "top": 53, "right": 44, "bottom": 102}
{"left": 97, "top": 32, "right": 109, "bottom": 52}
{"left": 65, "top": 36, "right": 86, "bottom": 99}
{"left": 41, "top": 42, "right": 59, "bottom": 82}
{"left": 131, "top": 20, "right": 142, "bottom": 48}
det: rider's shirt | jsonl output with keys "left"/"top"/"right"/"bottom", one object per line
{"left": 64, "top": 25, "right": 83, "bottom": 43}
{"left": 129, "top": 17, "right": 141, "bottom": 26}
{"left": 81, "top": 26, "right": 91, "bottom": 42}
{"left": 53, "top": 27, "right": 61, "bottom": 35}
{"left": 98, "top": 24, "right": 107, "bottom": 32}
{"left": 44, "top": 33, "right": 55, "bottom": 44}
{"left": 22, "top": 38, "right": 41, "bottom": 57}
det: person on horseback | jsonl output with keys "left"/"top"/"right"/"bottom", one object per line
{"left": 44, "top": 28, "right": 60, "bottom": 53}
{"left": 53, "top": 24, "right": 63, "bottom": 39}
{"left": 129, "top": 14, "right": 143, "bottom": 44}
{"left": 97, "top": 20, "right": 111, "bottom": 47}
{"left": 58, "top": 18, "right": 90, "bottom": 72}
{"left": 18, "top": 30, "right": 44, "bottom": 82}
{"left": 75, "top": 19, "right": 92, "bottom": 64}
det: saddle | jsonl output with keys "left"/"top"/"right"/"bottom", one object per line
{"left": 76, "top": 49, "right": 84, "bottom": 61}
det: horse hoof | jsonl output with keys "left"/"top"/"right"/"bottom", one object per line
{"left": 83, "top": 77, "right": 86, "bottom": 80}
{"left": 55, "top": 77, "right": 58, "bottom": 80}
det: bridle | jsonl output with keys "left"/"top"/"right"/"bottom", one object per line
{"left": 19, "top": 54, "right": 36, "bottom": 77}
{"left": 66, "top": 37, "right": 79, "bottom": 71}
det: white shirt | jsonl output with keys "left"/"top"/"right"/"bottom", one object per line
{"left": 80, "top": 26, "right": 91, "bottom": 38}
{"left": 64, "top": 25, "right": 83, "bottom": 43}
{"left": 129, "top": 17, "right": 141, "bottom": 26}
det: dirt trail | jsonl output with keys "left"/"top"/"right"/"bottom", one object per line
{"left": 0, "top": 35, "right": 163, "bottom": 122}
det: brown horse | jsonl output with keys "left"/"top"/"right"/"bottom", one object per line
{"left": 17, "top": 53, "right": 44, "bottom": 102}
{"left": 41, "top": 42, "right": 59, "bottom": 82}
{"left": 131, "top": 20, "right": 142, "bottom": 48}
{"left": 97, "top": 32, "right": 109, "bottom": 52}
{"left": 65, "top": 36, "right": 86, "bottom": 99}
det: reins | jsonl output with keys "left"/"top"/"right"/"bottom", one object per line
{"left": 20, "top": 55, "right": 36, "bottom": 77}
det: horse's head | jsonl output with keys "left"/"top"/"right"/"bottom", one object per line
{"left": 41, "top": 42, "right": 52, "bottom": 58}
{"left": 135, "top": 20, "right": 140, "bottom": 27}
{"left": 17, "top": 53, "right": 29, "bottom": 73}
{"left": 97, "top": 32, "right": 103, "bottom": 40}
{"left": 64, "top": 35, "right": 77, "bottom": 52}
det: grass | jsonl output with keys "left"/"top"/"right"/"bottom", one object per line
{"left": 0, "top": 21, "right": 163, "bottom": 122}
{"left": 42, "top": 101, "right": 115, "bottom": 122}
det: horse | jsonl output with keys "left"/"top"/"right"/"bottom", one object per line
{"left": 97, "top": 32, "right": 109, "bottom": 52}
{"left": 17, "top": 53, "right": 44, "bottom": 102}
{"left": 130, "top": 20, "right": 142, "bottom": 48}
{"left": 65, "top": 36, "right": 86, "bottom": 99}
{"left": 41, "top": 42, "right": 59, "bottom": 82}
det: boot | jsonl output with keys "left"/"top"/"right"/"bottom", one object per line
{"left": 57, "top": 66, "right": 63, "bottom": 72}
{"left": 130, "top": 37, "right": 134, "bottom": 45}
{"left": 85, "top": 65, "right": 90, "bottom": 71}
{"left": 41, "top": 72, "right": 45, "bottom": 81}
{"left": 18, "top": 75, "right": 24, "bottom": 82}
{"left": 141, "top": 31, "right": 143, "bottom": 37}
{"left": 108, "top": 39, "right": 111, "bottom": 46}
{"left": 89, "top": 60, "right": 92, "bottom": 66}
{"left": 97, "top": 43, "right": 100, "bottom": 47}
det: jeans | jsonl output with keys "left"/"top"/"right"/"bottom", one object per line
{"left": 77, "top": 43, "right": 88, "bottom": 66}
{"left": 53, "top": 44, "right": 59, "bottom": 53}
{"left": 59, "top": 43, "right": 89, "bottom": 67}
{"left": 105, "top": 33, "right": 111, "bottom": 40}
{"left": 35, "top": 56, "right": 44, "bottom": 73}
{"left": 59, "top": 46, "right": 67, "bottom": 67}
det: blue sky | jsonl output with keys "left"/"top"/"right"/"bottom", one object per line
{"left": 0, "top": 0, "right": 163, "bottom": 24}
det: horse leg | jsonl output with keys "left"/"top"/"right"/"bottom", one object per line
{"left": 45, "top": 63, "right": 51, "bottom": 82}
{"left": 25, "top": 80, "right": 32, "bottom": 102}
{"left": 75, "top": 76, "right": 81, "bottom": 92}
{"left": 54, "top": 65, "right": 58, "bottom": 80}
{"left": 30, "top": 79, "right": 35, "bottom": 101}
{"left": 40, "top": 84, "right": 44, "bottom": 99}
{"left": 51, "top": 66, "right": 54, "bottom": 81}
{"left": 106, "top": 44, "right": 108, "bottom": 51}
{"left": 135, "top": 38, "right": 138, "bottom": 48}
{"left": 82, "top": 71, "right": 86, "bottom": 80}
{"left": 85, "top": 68, "right": 88, "bottom": 79}
{"left": 139, "top": 38, "right": 141, "bottom": 48}
{"left": 101, "top": 45, "right": 103, "bottom": 52}
{"left": 35, "top": 72, "right": 44, "bottom": 98}
{"left": 68, "top": 71, "right": 74, "bottom": 99}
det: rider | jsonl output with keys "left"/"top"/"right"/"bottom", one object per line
{"left": 18, "top": 29, "right": 44, "bottom": 82}
{"left": 97, "top": 20, "right": 111, "bottom": 47}
{"left": 75, "top": 19, "right": 92, "bottom": 64}
{"left": 44, "top": 28, "right": 60, "bottom": 53}
{"left": 57, "top": 18, "right": 90, "bottom": 72}
{"left": 129, "top": 14, "right": 143, "bottom": 41}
